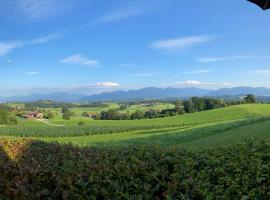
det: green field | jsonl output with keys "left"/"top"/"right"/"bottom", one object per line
{"left": 45, "top": 102, "right": 175, "bottom": 121}
{"left": 2, "top": 104, "right": 270, "bottom": 199}
{"left": 2, "top": 104, "right": 270, "bottom": 148}
{"left": 44, "top": 104, "right": 270, "bottom": 126}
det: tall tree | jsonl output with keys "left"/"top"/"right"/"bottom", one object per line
{"left": 244, "top": 94, "right": 256, "bottom": 104}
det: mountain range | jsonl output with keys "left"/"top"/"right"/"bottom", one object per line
{"left": 1, "top": 86, "right": 270, "bottom": 102}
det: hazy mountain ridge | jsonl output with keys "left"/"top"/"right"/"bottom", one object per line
{"left": 0, "top": 92, "right": 84, "bottom": 103}
{"left": 1, "top": 87, "right": 270, "bottom": 102}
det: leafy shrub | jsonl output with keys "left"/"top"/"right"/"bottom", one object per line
{"left": 0, "top": 139, "right": 270, "bottom": 199}
{"left": 8, "top": 116, "right": 18, "bottom": 125}
{"left": 78, "top": 121, "right": 85, "bottom": 126}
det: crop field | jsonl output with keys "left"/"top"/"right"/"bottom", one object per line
{"left": 1, "top": 104, "right": 270, "bottom": 147}
{"left": 44, "top": 102, "right": 175, "bottom": 120}
{"left": 1, "top": 104, "right": 270, "bottom": 199}
{"left": 17, "top": 103, "right": 270, "bottom": 127}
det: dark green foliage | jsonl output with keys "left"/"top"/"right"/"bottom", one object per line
{"left": 62, "top": 107, "right": 72, "bottom": 120}
{"left": 44, "top": 111, "right": 54, "bottom": 119}
{"left": 25, "top": 101, "right": 75, "bottom": 109}
{"left": 0, "top": 139, "right": 270, "bottom": 199}
{"left": 160, "top": 108, "right": 178, "bottom": 117}
{"left": 144, "top": 110, "right": 160, "bottom": 119}
{"left": 130, "top": 110, "right": 145, "bottom": 120}
{"left": 8, "top": 116, "right": 18, "bottom": 125}
{"left": 175, "top": 99, "right": 185, "bottom": 114}
{"left": 78, "top": 121, "right": 85, "bottom": 126}
{"left": 0, "top": 109, "right": 9, "bottom": 125}
{"left": 100, "top": 109, "right": 122, "bottom": 120}
{"left": 184, "top": 97, "right": 226, "bottom": 113}
{"left": 61, "top": 106, "right": 69, "bottom": 114}
{"left": 81, "top": 112, "right": 89, "bottom": 117}
{"left": 62, "top": 111, "right": 71, "bottom": 120}
{"left": 244, "top": 94, "right": 257, "bottom": 104}
{"left": 119, "top": 104, "right": 129, "bottom": 110}
{"left": 0, "top": 105, "right": 16, "bottom": 125}
{"left": 79, "top": 102, "right": 109, "bottom": 108}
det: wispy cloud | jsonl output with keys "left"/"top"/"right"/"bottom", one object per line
{"left": 24, "top": 71, "right": 40, "bottom": 75}
{"left": 198, "top": 56, "right": 270, "bottom": 63}
{"left": 70, "top": 82, "right": 120, "bottom": 88}
{"left": 0, "top": 41, "right": 24, "bottom": 56}
{"left": 30, "top": 33, "right": 64, "bottom": 45}
{"left": 150, "top": 35, "right": 215, "bottom": 51}
{"left": 0, "top": 33, "right": 63, "bottom": 57}
{"left": 176, "top": 80, "right": 203, "bottom": 86}
{"left": 163, "top": 80, "right": 232, "bottom": 89}
{"left": 0, "top": 0, "right": 78, "bottom": 22}
{"left": 135, "top": 73, "right": 157, "bottom": 77}
{"left": 60, "top": 54, "right": 99, "bottom": 66}
{"left": 250, "top": 69, "right": 270, "bottom": 76}
{"left": 185, "top": 69, "right": 214, "bottom": 74}
{"left": 96, "top": 1, "right": 158, "bottom": 24}
{"left": 121, "top": 64, "right": 138, "bottom": 68}
{"left": 75, "top": 0, "right": 159, "bottom": 31}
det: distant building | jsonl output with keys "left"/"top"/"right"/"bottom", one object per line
{"left": 22, "top": 111, "right": 44, "bottom": 120}
{"left": 22, "top": 113, "right": 34, "bottom": 120}
{"left": 89, "top": 113, "right": 98, "bottom": 119}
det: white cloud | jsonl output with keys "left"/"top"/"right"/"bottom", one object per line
{"left": 185, "top": 69, "right": 213, "bottom": 74}
{"left": 176, "top": 80, "right": 203, "bottom": 86}
{"left": 30, "top": 33, "right": 63, "bottom": 45}
{"left": 160, "top": 83, "right": 168, "bottom": 87}
{"left": 169, "top": 80, "right": 231, "bottom": 89}
{"left": 0, "top": 0, "right": 78, "bottom": 22}
{"left": 121, "top": 64, "right": 138, "bottom": 68}
{"left": 0, "top": 41, "right": 24, "bottom": 56}
{"left": 59, "top": 54, "right": 99, "bottom": 66}
{"left": 94, "top": 82, "right": 120, "bottom": 87}
{"left": 250, "top": 69, "right": 270, "bottom": 76}
{"left": 0, "top": 33, "right": 63, "bottom": 57}
{"left": 198, "top": 56, "right": 270, "bottom": 63}
{"left": 150, "top": 35, "right": 215, "bottom": 51}
{"left": 96, "top": 1, "right": 157, "bottom": 23}
{"left": 135, "top": 73, "right": 156, "bottom": 77}
{"left": 24, "top": 71, "right": 40, "bottom": 75}
{"left": 70, "top": 82, "right": 120, "bottom": 88}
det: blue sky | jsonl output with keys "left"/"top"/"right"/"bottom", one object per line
{"left": 0, "top": 0, "right": 270, "bottom": 96}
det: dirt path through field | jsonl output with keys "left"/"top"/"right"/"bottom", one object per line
{"left": 36, "top": 119, "right": 65, "bottom": 127}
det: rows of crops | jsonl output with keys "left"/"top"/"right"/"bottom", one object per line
{"left": 0, "top": 124, "right": 191, "bottom": 137}
{"left": 42, "top": 117, "right": 270, "bottom": 147}
{"left": 49, "top": 104, "right": 270, "bottom": 127}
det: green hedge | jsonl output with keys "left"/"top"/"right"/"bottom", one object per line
{"left": 0, "top": 139, "right": 270, "bottom": 199}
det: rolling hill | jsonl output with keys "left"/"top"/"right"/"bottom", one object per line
{"left": 2, "top": 86, "right": 270, "bottom": 102}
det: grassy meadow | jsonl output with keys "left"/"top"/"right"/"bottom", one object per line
{"left": 1, "top": 104, "right": 270, "bottom": 199}
{"left": 1, "top": 104, "right": 270, "bottom": 147}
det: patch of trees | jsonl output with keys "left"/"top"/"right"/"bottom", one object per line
{"left": 94, "top": 95, "right": 257, "bottom": 120}
{"left": 25, "top": 101, "right": 75, "bottom": 109}
{"left": 61, "top": 107, "right": 75, "bottom": 120}
{"left": 244, "top": 94, "right": 256, "bottom": 104}
{"left": 78, "top": 102, "right": 109, "bottom": 108}
{"left": 183, "top": 97, "right": 227, "bottom": 113}
{"left": 0, "top": 105, "right": 18, "bottom": 125}
{"left": 94, "top": 100, "right": 185, "bottom": 120}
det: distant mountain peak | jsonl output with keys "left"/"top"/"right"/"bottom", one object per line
{"left": 1, "top": 86, "right": 270, "bottom": 103}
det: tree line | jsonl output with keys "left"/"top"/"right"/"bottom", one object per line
{"left": 0, "top": 105, "right": 18, "bottom": 125}
{"left": 91, "top": 94, "right": 257, "bottom": 120}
